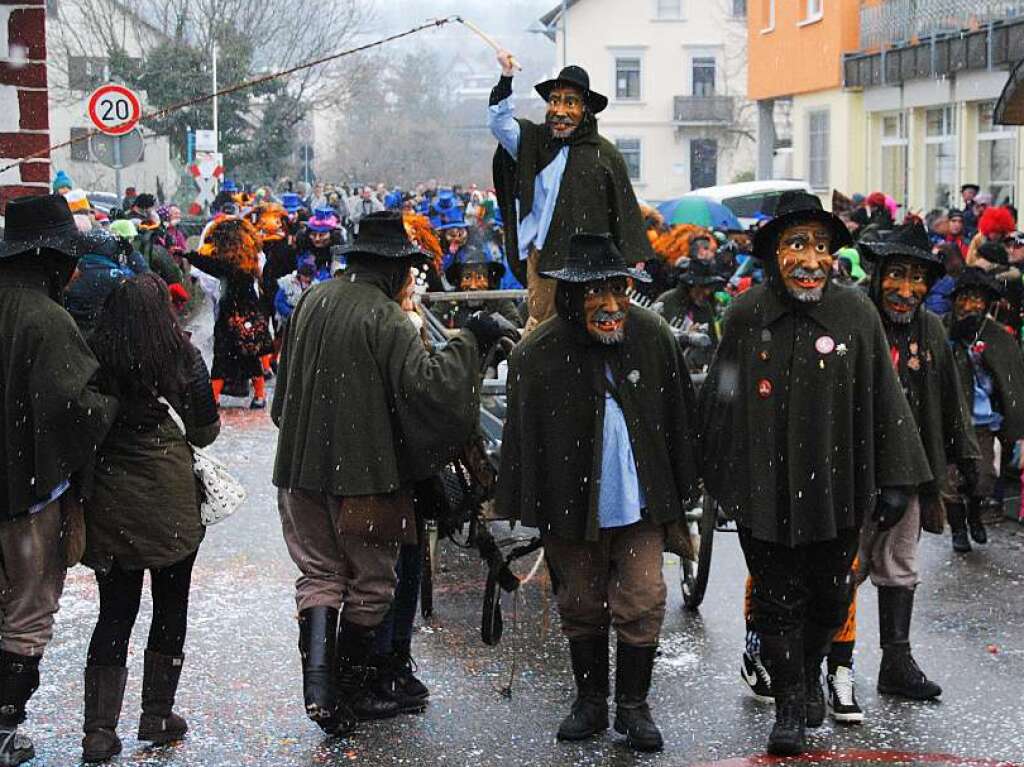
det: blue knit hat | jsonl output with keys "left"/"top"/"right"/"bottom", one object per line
{"left": 52, "top": 170, "right": 73, "bottom": 193}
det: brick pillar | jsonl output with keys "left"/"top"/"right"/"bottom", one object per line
{"left": 0, "top": 0, "right": 49, "bottom": 213}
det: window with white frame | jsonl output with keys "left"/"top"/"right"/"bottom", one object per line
{"left": 807, "top": 109, "right": 830, "bottom": 190}
{"left": 616, "top": 138, "right": 642, "bottom": 180}
{"left": 692, "top": 57, "right": 716, "bottom": 97}
{"left": 925, "top": 106, "right": 956, "bottom": 209}
{"left": 615, "top": 57, "right": 642, "bottom": 100}
{"left": 656, "top": 0, "right": 683, "bottom": 19}
{"left": 762, "top": 0, "right": 775, "bottom": 30}
{"left": 880, "top": 112, "right": 908, "bottom": 212}
{"left": 805, "top": 0, "right": 823, "bottom": 20}
{"left": 978, "top": 100, "right": 1016, "bottom": 206}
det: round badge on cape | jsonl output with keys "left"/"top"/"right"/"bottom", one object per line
{"left": 757, "top": 379, "right": 773, "bottom": 398}
{"left": 815, "top": 335, "right": 836, "bottom": 355}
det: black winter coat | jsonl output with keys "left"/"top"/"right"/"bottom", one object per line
{"left": 951, "top": 317, "right": 1024, "bottom": 443}
{"left": 700, "top": 283, "right": 933, "bottom": 546}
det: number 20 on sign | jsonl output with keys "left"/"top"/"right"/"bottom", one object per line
{"left": 87, "top": 84, "right": 142, "bottom": 136}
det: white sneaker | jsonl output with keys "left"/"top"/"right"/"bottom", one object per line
{"left": 827, "top": 665, "right": 865, "bottom": 724}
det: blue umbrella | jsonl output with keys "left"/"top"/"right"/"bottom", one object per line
{"left": 657, "top": 196, "right": 741, "bottom": 230}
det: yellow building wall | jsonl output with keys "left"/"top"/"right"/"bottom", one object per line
{"left": 791, "top": 89, "right": 866, "bottom": 208}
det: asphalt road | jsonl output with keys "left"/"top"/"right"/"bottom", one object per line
{"left": 26, "top": 403, "right": 1024, "bottom": 767}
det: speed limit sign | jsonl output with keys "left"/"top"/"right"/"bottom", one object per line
{"left": 87, "top": 84, "right": 142, "bottom": 136}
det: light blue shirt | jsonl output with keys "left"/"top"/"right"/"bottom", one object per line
{"left": 487, "top": 93, "right": 569, "bottom": 262}
{"left": 598, "top": 368, "right": 645, "bottom": 529}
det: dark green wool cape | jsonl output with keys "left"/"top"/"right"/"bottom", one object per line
{"left": 272, "top": 273, "right": 481, "bottom": 497}
{"left": 0, "top": 269, "right": 118, "bottom": 520}
{"left": 951, "top": 317, "right": 1024, "bottom": 443}
{"left": 492, "top": 117, "right": 653, "bottom": 285}
{"left": 496, "top": 307, "right": 700, "bottom": 542}
{"left": 699, "top": 283, "right": 932, "bottom": 546}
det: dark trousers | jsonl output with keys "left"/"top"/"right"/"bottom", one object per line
{"left": 373, "top": 542, "right": 422, "bottom": 656}
{"left": 87, "top": 551, "right": 198, "bottom": 667}
{"left": 738, "top": 527, "right": 858, "bottom": 658}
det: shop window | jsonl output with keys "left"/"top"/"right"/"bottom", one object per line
{"left": 925, "top": 106, "right": 956, "bottom": 209}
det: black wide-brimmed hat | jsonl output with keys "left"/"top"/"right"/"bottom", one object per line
{"left": 679, "top": 259, "right": 727, "bottom": 287}
{"left": 444, "top": 246, "right": 505, "bottom": 286}
{"left": 541, "top": 233, "right": 651, "bottom": 283}
{"left": 961, "top": 183, "right": 981, "bottom": 194}
{"left": 0, "top": 194, "right": 81, "bottom": 261}
{"left": 535, "top": 65, "right": 608, "bottom": 114}
{"left": 341, "top": 211, "right": 425, "bottom": 260}
{"left": 858, "top": 221, "right": 943, "bottom": 273}
{"left": 952, "top": 266, "right": 1003, "bottom": 301}
{"left": 752, "top": 190, "right": 853, "bottom": 262}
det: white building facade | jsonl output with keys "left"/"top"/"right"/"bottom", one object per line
{"left": 541, "top": 0, "right": 756, "bottom": 202}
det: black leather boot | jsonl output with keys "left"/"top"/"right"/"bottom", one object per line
{"left": 298, "top": 607, "right": 355, "bottom": 736}
{"left": 877, "top": 586, "right": 941, "bottom": 700}
{"left": 556, "top": 635, "right": 609, "bottom": 741}
{"left": 801, "top": 621, "right": 835, "bottom": 729}
{"left": 137, "top": 651, "right": 189, "bottom": 744}
{"left": 759, "top": 634, "right": 805, "bottom": 756}
{"left": 337, "top": 620, "right": 400, "bottom": 721}
{"left": 947, "top": 502, "right": 971, "bottom": 553}
{"left": 966, "top": 499, "right": 989, "bottom": 545}
{"left": 0, "top": 652, "right": 38, "bottom": 766}
{"left": 378, "top": 651, "right": 429, "bottom": 714}
{"left": 82, "top": 666, "right": 128, "bottom": 763}
{"left": 612, "top": 643, "right": 663, "bottom": 752}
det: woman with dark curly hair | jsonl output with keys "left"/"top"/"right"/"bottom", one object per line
{"left": 81, "top": 273, "right": 220, "bottom": 763}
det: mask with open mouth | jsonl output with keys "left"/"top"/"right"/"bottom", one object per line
{"left": 881, "top": 258, "right": 930, "bottom": 324}
{"left": 776, "top": 223, "right": 833, "bottom": 303}
{"left": 583, "top": 277, "right": 629, "bottom": 344}
{"left": 545, "top": 85, "right": 585, "bottom": 140}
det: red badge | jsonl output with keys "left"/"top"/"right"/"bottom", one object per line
{"left": 757, "top": 378, "right": 773, "bottom": 398}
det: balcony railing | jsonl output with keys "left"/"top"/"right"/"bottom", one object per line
{"left": 859, "top": 0, "right": 1024, "bottom": 50}
{"left": 673, "top": 95, "right": 734, "bottom": 125}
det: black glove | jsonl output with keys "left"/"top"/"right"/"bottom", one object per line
{"left": 115, "top": 395, "right": 169, "bottom": 433}
{"left": 873, "top": 487, "right": 910, "bottom": 532}
{"left": 464, "top": 311, "right": 517, "bottom": 355}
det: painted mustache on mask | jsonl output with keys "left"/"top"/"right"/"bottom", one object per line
{"left": 883, "top": 291, "right": 921, "bottom": 323}
{"left": 592, "top": 309, "right": 625, "bottom": 324}
{"left": 791, "top": 267, "right": 827, "bottom": 282}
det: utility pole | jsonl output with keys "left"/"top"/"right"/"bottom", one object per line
{"left": 212, "top": 41, "right": 219, "bottom": 152}
{"left": 561, "top": 0, "right": 568, "bottom": 66}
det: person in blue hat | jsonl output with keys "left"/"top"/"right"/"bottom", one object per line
{"left": 483, "top": 207, "right": 524, "bottom": 290}
{"left": 280, "top": 192, "right": 303, "bottom": 218}
{"left": 435, "top": 207, "right": 472, "bottom": 277}
{"left": 431, "top": 246, "right": 521, "bottom": 329}
{"left": 52, "top": 170, "right": 74, "bottom": 196}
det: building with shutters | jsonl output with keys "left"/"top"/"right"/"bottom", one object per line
{"left": 538, "top": 0, "right": 756, "bottom": 201}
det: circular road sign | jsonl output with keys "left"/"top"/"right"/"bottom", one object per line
{"left": 87, "top": 84, "right": 142, "bottom": 136}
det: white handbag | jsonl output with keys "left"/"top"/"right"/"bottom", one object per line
{"left": 160, "top": 397, "right": 246, "bottom": 526}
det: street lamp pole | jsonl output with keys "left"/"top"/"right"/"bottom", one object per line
{"left": 212, "top": 41, "right": 219, "bottom": 152}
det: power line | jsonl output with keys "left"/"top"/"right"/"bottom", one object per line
{"left": 1, "top": 15, "right": 464, "bottom": 176}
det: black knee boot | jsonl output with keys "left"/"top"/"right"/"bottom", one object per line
{"left": 82, "top": 666, "right": 128, "bottom": 762}
{"left": 556, "top": 636, "right": 609, "bottom": 741}
{"left": 759, "top": 634, "right": 805, "bottom": 756}
{"left": 966, "top": 499, "right": 989, "bottom": 545}
{"left": 877, "top": 586, "right": 941, "bottom": 700}
{"left": 947, "top": 502, "right": 971, "bottom": 552}
{"left": 613, "top": 643, "right": 663, "bottom": 752}
{"left": 298, "top": 607, "right": 355, "bottom": 736}
{"left": 137, "top": 651, "right": 189, "bottom": 744}
{"left": 0, "top": 652, "right": 38, "bottom": 767}
{"left": 802, "top": 621, "right": 836, "bottom": 729}
{"left": 337, "top": 620, "right": 399, "bottom": 721}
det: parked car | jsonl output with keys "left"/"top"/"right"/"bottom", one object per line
{"left": 683, "top": 180, "right": 811, "bottom": 229}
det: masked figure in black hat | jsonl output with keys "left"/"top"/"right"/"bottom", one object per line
{"left": 653, "top": 259, "right": 726, "bottom": 372}
{"left": 497, "top": 233, "right": 699, "bottom": 753}
{"left": 700, "top": 192, "right": 932, "bottom": 755}
{"left": 854, "top": 222, "right": 979, "bottom": 701}
{"left": 0, "top": 195, "right": 160, "bottom": 766}
{"left": 946, "top": 267, "right": 1024, "bottom": 553}
{"left": 272, "top": 212, "right": 512, "bottom": 737}
{"left": 489, "top": 51, "right": 653, "bottom": 333}
{"left": 433, "top": 246, "right": 521, "bottom": 330}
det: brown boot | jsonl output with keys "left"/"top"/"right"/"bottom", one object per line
{"left": 82, "top": 666, "right": 128, "bottom": 763}
{"left": 137, "top": 651, "right": 188, "bottom": 744}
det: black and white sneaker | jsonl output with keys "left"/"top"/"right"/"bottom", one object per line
{"left": 827, "top": 665, "right": 864, "bottom": 724}
{"left": 741, "top": 651, "right": 773, "bottom": 702}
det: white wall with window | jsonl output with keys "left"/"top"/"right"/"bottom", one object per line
{"left": 977, "top": 100, "right": 1016, "bottom": 206}
{"left": 807, "top": 109, "right": 830, "bottom": 190}
{"left": 924, "top": 105, "right": 956, "bottom": 209}
{"left": 615, "top": 137, "right": 643, "bottom": 181}
{"left": 880, "top": 112, "right": 908, "bottom": 211}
